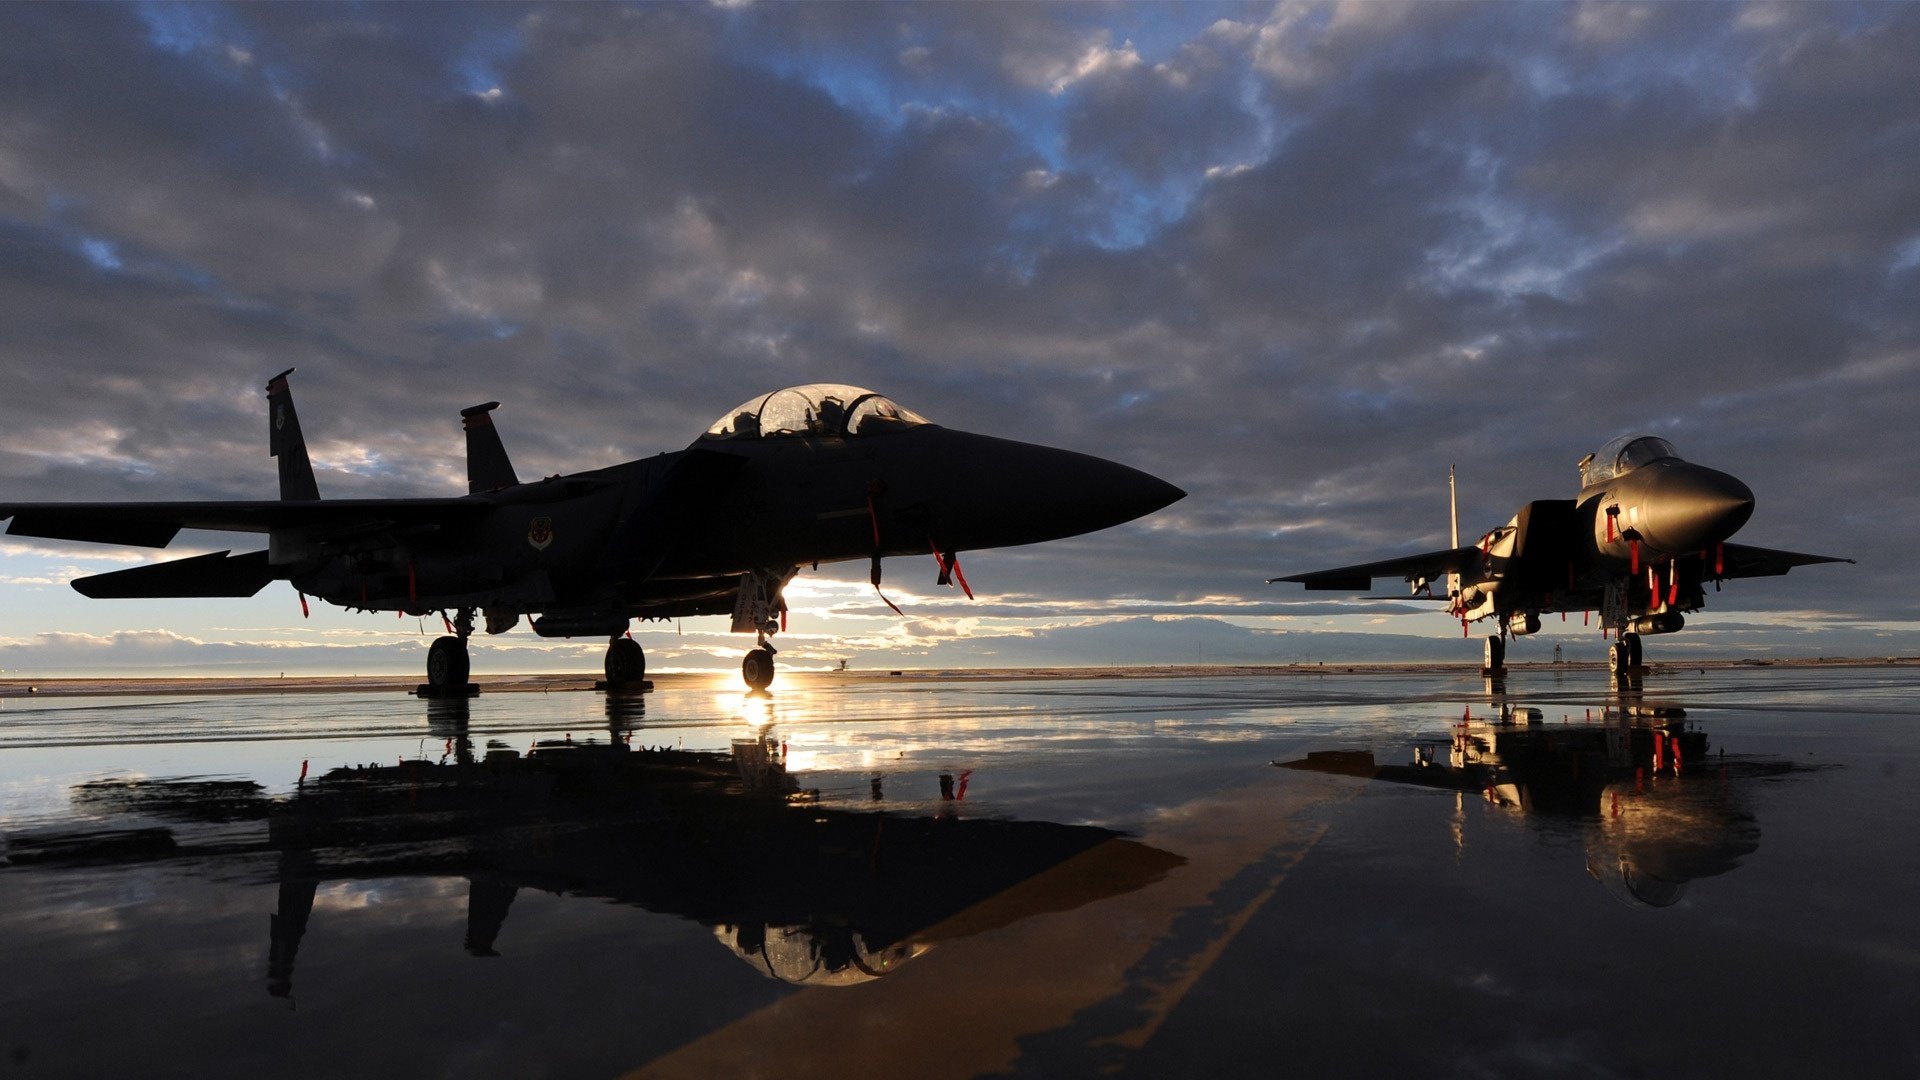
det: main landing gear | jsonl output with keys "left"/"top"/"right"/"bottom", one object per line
{"left": 422, "top": 608, "right": 478, "bottom": 698}
{"left": 604, "top": 636, "right": 646, "bottom": 688}
{"left": 1608, "top": 631, "right": 1644, "bottom": 676}
{"left": 1482, "top": 634, "right": 1506, "bottom": 675}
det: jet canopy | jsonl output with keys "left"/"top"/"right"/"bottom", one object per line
{"left": 1581, "top": 434, "right": 1679, "bottom": 488}
{"left": 703, "top": 384, "right": 931, "bottom": 440}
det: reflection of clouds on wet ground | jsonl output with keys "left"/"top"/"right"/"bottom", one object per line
{"left": 1, "top": 667, "right": 1917, "bottom": 1076}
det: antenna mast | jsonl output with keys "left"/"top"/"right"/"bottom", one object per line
{"left": 1449, "top": 465, "right": 1459, "bottom": 549}
{"left": 1447, "top": 465, "right": 1462, "bottom": 602}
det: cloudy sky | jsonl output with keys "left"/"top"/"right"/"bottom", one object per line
{"left": 1, "top": 1, "right": 1915, "bottom": 676}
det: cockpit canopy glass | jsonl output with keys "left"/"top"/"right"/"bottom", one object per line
{"left": 703, "top": 384, "right": 931, "bottom": 440}
{"left": 1581, "top": 434, "right": 1680, "bottom": 487}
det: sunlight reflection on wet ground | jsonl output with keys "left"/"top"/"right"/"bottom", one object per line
{"left": 2, "top": 667, "right": 1917, "bottom": 1077}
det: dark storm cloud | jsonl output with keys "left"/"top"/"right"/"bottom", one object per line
{"left": 1, "top": 1, "right": 1915, "bottom": 663}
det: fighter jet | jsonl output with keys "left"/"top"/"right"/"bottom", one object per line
{"left": 0, "top": 373, "right": 1182, "bottom": 689}
{"left": 1269, "top": 435, "right": 1850, "bottom": 674}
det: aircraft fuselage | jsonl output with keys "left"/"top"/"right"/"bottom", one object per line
{"left": 284, "top": 425, "right": 1179, "bottom": 633}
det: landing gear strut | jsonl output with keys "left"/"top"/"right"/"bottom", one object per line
{"left": 425, "top": 608, "right": 475, "bottom": 694}
{"left": 604, "top": 636, "right": 646, "bottom": 687}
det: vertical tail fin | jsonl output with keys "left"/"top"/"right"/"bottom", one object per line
{"left": 460, "top": 402, "right": 521, "bottom": 494}
{"left": 265, "top": 368, "right": 320, "bottom": 502}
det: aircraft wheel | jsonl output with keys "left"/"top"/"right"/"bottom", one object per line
{"left": 605, "top": 637, "right": 646, "bottom": 686}
{"left": 1609, "top": 638, "right": 1630, "bottom": 676}
{"left": 1624, "top": 632, "right": 1643, "bottom": 669}
{"left": 427, "top": 636, "right": 470, "bottom": 688}
{"left": 742, "top": 648, "right": 775, "bottom": 690}
{"left": 1483, "top": 634, "right": 1505, "bottom": 670}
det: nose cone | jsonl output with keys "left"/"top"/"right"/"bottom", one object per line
{"left": 1641, "top": 462, "right": 1754, "bottom": 552}
{"left": 1067, "top": 453, "right": 1187, "bottom": 535}
{"left": 919, "top": 432, "right": 1183, "bottom": 550}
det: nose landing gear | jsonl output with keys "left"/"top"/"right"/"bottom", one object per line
{"left": 732, "top": 567, "right": 796, "bottom": 691}
{"left": 743, "top": 638, "right": 776, "bottom": 691}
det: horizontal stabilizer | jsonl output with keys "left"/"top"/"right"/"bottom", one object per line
{"left": 72, "top": 550, "right": 277, "bottom": 598}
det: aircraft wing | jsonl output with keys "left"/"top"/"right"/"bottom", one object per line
{"left": 0, "top": 498, "right": 491, "bottom": 549}
{"left": 1268, "top": 546, "right": 1484, "bottom": 591}
{"left": 1716, "top": 543, "right": 1854, "bottom": 579}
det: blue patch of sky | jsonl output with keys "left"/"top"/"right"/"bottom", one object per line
{"left": 1889, "top": 233, "right": 1920, "bottom": 275}
{"left": 34, "top": 212, "right": 295, "bottom": 331}
{"left": 79, "top": 238, "right": 122, "bottom": 272}
{"left": 1087, "top": 185, "right": 1167, "bottom": 251}
{"left": 136, "top": 1, "right": 247, "bottom": 56}
{"left": 1106, "top": 2, "right": 1250, "bottom": 57}
{"left": 136, "top": 0, "right": 274, "bottom": 97}
{"left": 61, "top": 223, "right": 223, "bottom": 295}
{"left": 735, "top": 14, "right": 1264, "bottom": 256}
{"left": 454, "top": 22, "right": 527, "bottom": 97}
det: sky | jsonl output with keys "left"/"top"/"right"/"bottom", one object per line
{"left": 1, "top": 1, "right": 1916, "bottom": 676}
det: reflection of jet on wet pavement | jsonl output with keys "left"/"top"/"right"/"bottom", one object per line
{"left": 1276, "top": 704, "right": 1801, "bottom": 906}
{"left": 5, "top": 714, "right": 1182, "bottom": 997}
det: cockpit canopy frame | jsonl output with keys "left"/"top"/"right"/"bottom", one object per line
{"left": 703, "top": 383, "right": 931, "bottom": 440}
{"left": 1581, "top": 434, "right": 1679, "bottom": 488}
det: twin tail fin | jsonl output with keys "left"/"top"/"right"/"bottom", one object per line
{"left": 265, "top": 368, "right": 320, "bottom": 502}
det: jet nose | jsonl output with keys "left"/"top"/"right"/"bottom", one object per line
{"left": 1643, "top": 463, "right": 1754, "bottom": 552}
{"left": 920, "top": 432, "right": 1184, "bottom": 549}
{"left": 1093, "top": 459, "right": 1187, "bottom": 529}
{"left": 1018, "top": 446, "right": 1184, "bottom": 540}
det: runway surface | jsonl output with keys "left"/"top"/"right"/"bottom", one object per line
{"left": 2, "top": 666, "right": 1916, "bottom": 1078}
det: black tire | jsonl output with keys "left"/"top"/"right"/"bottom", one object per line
{"left": 427, "top": 636, "right": 470, "bottom": 688}
{"left": 742, "top": 648, "right": 775, "bottom": 690}
{"left": 1625, "top": 632, "right": 1643, "bottom": 669}
{"left": 1609, "top": 638, "right": 1630, "bottom": 676}
{"left": 1484, "top": 634, "right": 1505, "bottom": 670}
{"left": 605, "top": 637, "right": 646, "bottom": 686}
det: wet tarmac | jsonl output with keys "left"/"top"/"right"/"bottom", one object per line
{"left": 1, "top": 666, "right": 1916, "bottom": 1078}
